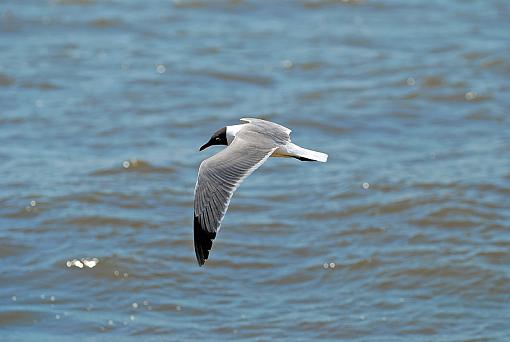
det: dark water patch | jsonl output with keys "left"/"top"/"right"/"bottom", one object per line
{"left": 201, "top": 71, "right": 273, "bottom": 86}
{"left": 462, "top": 51, "right": 488, "bottom": 61}
{"left": 89, "top": 18, "right": 122, "bottom": 28}
{"left": 473, "top": 183, "right": 510, "bottom": 196}
{"left": 132, "top": 107, "right": 168, "bottom": 117}
{"left": 0, "top": 117, "right": 26, "bottom": 125}
{"left": 171, "top": 198, "right": 195, "bottom": 209}
{"left": 239, "top": 222, "right": 293, "bottom": 236}
{"left": 90, "top": 160, "right": 176, "bottom": 176}
{"left": 131, "top": 326, "right": 173, "bottom": 336}
{"left": 429, "top": 43, "right": 461, "bottom": 54}
{"left": 53, "top": 191, "right": 157, "bottom": 210}
{"left": 129, "top": 78, "right": 166, "bottom": 86}
{"left": 412, "top": 182, "right": 461, "bottom": 191}
{"left": 171, "top": 0, "right": 208, "bottom": 9}
{"left": 408, "top": 233, "right": 434, "bottom": 245}
{"left": 302, "top": 0, "right": 363, "bottom": 9}
{"left": 487, "top": 277, "right": 510, "bottom": 296}
{"left": 401, "top": 91, "right": 419, "bottom": 100}
{"left": 465, "top": 109, "right": 505, "bottom": 122}
{"left": 3, "top": 206, "right": 42, "bottom": 219}
{"left": 145, "top": 237, "right": 188, "bottom": 249}
{"left": 172, "top": 0, "right": 248, "bottom": 11}
{"left": 341, "top": 257, "right": 380, "bottom": 271}
{"left": 299, "top": 61, "right": 324, "bottom": 71}
{"left": 141, "top": 302, "right": 192, "bottom": 314}
{"left": 217, "top": 237, "right": 291, "bottom": 260}
{"left": 206, "top": 99, "right": 236, "bottom": 109}
{"left": 337, "top": 225, "right": 386, "bottom": 237}
{"left": 56, "top": 215, "right": 150, "bottom": 229}
{"left": 294, "top": 320, "right": 335, "bottom": 333}
{"left": 427, "top": 91, "right": 491, "bottom": 103}
{"left": 207, "top": 258, "right": 276, "bottom": 271}
{"left": 458, "top": 338, "right": 494, "bottom": 342}
{"left": 0, "top": 74, "right": 15, "bottom": 86}
{"left": 399, "top": 327, "right": 437, "bottom": 336}
{"left": 482, "top": 223, "right": 509, "bottom": 235}
{"left": 342, "top": 35, "right": 374, "bottom": 48}
{"left": 387, "top": 265, "right": 500, "bottom": 289}
{"left": 409, "top": 217, "right": 480, "bottom": 229}
{"left": 428, "top": 206, "right": 503, "bottom": 221}
{"left": 289, "top": 246, "right": 314, "bottom": 257}
{"left": 228, "top": 203, "right": 272, "bottom": 213}
{"left": 375, "top": 198, "right": 444, "bottom": 215}
{"left": 421, "top": 76, "right": 445, "bottom": 88}
{"left": 20, "top": 81, "right": 59, "bottom": 90}
{"left": 195, "top": 46, "right": 220, "bottom": 55}
{"left": 304, "top": 196, "right": 449, "bottom": 221}
{"left": 151, "top": 185, "right": 190, "bottom": 198}
{"left": 0, "top": 239, "right": 30, "bottom": 258}
{"left": 481, "top": 57, "right": 505, "bottom": 69}
{"left": 297, "top": 90, "right": 324, "bottom": 102}
{"left": 255, "top": 193, "right": 291, "bottom": 202}
{"left": 474, "top": 251, "right": 510, "bottom": 266}
{"left": 0, "top": 310, "right": 44, "bottom": 326}
{"left": 260, "top": 270, "right": 316, "bottom": 286}
{"left": 373, "top": 299, "right": 406, "bottom": 310}
{"left": 302, "top": 204, "right": 370, "bottom": 220}
{"left": 55, "top": 0, "right": 95, "bottom": 5}
{"left": 389, "top": 110, "right": 420, "bottom": 119}
{"left": 0, "top": 11, "right": 23, "bottom": 32}
{"left": 329, "top": 190, "right": 361, "bottom": 201}
{"left": 58, "top": 192, "right": 132, "bottom": 204}
{"left": 76, "top": 255, "right": 140, "bottom": 281}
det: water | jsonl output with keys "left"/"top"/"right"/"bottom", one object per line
{"left": 1, "top": 0, "right": 509, "bottom": 340}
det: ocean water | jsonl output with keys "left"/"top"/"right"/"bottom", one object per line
{"left": 1, "top": 0, "right": 509, "bottom": 340}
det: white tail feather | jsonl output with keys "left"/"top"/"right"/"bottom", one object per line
{"left": 283, "top": 143, "right": 328, "bottom": 162}
{"left": 300, "top": 148, "right": 328, "bottom": 162}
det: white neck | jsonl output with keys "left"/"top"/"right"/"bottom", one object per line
{"left": 226, "top": 124, "right": 245, "bottom": 144}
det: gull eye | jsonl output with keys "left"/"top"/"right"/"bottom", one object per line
{"left": 216, "top": 137, "right": 220, "bottom": 141}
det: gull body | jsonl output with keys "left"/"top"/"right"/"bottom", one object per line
{"left": 194, "top": 118, "right": 328, "bottom": 266}
{"left": 225, "top": 123, "right": 327, "bottom": 161}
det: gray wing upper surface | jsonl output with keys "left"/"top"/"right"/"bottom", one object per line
{"left": 193, "top": 127, "right": 280, "bottom": 266}
{"left": 240, "top": 118, "right": 292, "bottom": 145}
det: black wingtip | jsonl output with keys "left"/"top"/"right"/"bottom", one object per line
{"left": 194, "top": 215, "right": 216, "bottom": 267}
{"left": 294, "top": 156, "right": 316, "bottom": 162}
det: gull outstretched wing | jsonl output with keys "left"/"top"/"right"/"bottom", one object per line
{"left": 193, "top": 133, "right": 277, "bottom": 266}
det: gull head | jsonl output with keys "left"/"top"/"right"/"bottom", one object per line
{"left": 200, "top": 127, "right": 228, "bottom": 151}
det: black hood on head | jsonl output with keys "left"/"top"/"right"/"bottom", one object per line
{"left": 199, "top": 127, "right": 228, "bottom": 151}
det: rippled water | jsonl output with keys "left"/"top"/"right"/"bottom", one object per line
{"left": 1, "top": 0, "right": 510, "bottom": 340}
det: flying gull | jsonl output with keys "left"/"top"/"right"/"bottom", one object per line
{"left": 194, "top": 118, "right": 328, "bottom": 266}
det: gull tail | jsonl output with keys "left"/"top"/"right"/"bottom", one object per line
{"left": 288, "top": 143, "right": 328, "bottom": 162}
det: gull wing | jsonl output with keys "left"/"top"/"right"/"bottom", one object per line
{"left": 240, "top": 117, "right": 292, "bottom": 135}
{"left": 241, "top": 118, "right": 292, "bottom": 145}
{"left": 193, "top": 134, "right": 277, "bottom": 266}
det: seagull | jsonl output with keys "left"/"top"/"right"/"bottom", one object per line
{"left": 194, "top": 118, "right": 328, "bottom": 266}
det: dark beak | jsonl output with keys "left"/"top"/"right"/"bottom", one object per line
{"left": 199, "top": 141, "right": 211, "bottom": 151}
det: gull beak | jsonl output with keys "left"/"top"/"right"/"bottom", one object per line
{"left": 199, "top": 142, "right": 211, "bottom": 151}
